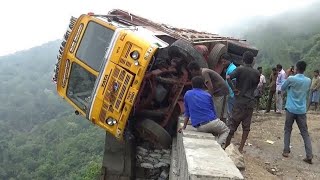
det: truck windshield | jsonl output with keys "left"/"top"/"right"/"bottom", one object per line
{"left": 67, "top": 62, "right": 96, "bottom": 112}
{"left": 76, "top": 21, "right": 114, "bottom": 71}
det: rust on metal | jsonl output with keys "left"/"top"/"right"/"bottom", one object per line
{"left": 108, "top": 9, "right": 245, "bottom": 45}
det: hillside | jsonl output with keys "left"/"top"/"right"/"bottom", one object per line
{"left": 0, "top": 41, "right": 104, "bottom": 179}
{"left": 227, "top": 2, "right": 320, "bottom": 75}
{"left": 1, "top": 4, "right": 320, "bottom": 178}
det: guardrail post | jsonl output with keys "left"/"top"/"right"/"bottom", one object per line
{"left": 100, "top": 133, "right": 135, "bottom": 180}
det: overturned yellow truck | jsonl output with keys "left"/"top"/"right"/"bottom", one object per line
{"left": 53, "top": 9, "right": 258, "bottom": 148}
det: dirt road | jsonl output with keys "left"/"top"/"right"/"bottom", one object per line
{"left": 231, "top": 111, "right": 320, "bottom": 180}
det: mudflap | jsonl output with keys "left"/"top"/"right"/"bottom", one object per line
{"left": 100, "top": 132, "right": 136, "bottom": 180}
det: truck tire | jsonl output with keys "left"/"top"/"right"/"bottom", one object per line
{"left": 168, "top": 39, "right": 208, "bottom": 68}
{"left": 208, "top": 43, "right": 227, "bottom": 69}
{"left": 136, "top": 119, "right": 172, "bottom": 148}
{"left": 164, "top": 105, "right": 181, "bottom": 136}
{"left": 227, "top": 40, "right": 259, "bottom": 57}
{"left": 229, "top": 53, "right": 243, "bottom": 65}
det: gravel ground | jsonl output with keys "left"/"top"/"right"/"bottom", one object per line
{"left": 232, "top": 111, "right": 320, "bottom": 180}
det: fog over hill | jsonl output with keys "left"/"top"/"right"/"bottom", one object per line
{"left": 1, "top": 2, "right": 320, "bottom": 178}
{"left": 223, "top": 1, "right": 320, "bottom": 75}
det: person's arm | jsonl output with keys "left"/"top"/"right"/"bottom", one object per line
{"left": 178, "top": 95, "right": 190, "bottom": 132}
{"left": 283, "top": 71, "right": 287, "bottom": 81}
{"left": 285, "top": 68, "right": 291, "bottom": 79}
{"left": 281, "top": 78, "right": 290, "bottom": 91}
{"left": 308, "top": 79, "right": 312, "bottom": 95}
{"left": 226, "top": 69, "right": 239, "bottom": 95}
{"left": 178, "top": 116, "right": 189, "bottom": 133}
{"left": 203, "top": 72, "right": 214, "bottom": 95}
{"left": 262, "top": 76, "right": 266, "bottom": 93}
{"left": 276, "top": 73, "right": 281, "bottom": 86}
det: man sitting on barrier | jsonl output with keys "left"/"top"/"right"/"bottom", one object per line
{"left": 187, "top": 62, "right": 229, "bottom": 121}
{"left": 178, "top": 76, "right": 230, "bottom": 145}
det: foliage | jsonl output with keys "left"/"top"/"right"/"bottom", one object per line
{"left": 0, "top": 41, "right": 104, "bottom": 180}
{"left": 238, "top": 2, "right": 320, "bottom": 77}
{"left": 224, "top": 3, "right": 320, "bottom": 109}
{"left": 2, "top": 2, "right": 320, "bottom": 178}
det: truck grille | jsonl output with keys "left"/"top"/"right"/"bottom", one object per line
{"left": 124, "top": 42, "right": 132, "bottom": 58}
{"left": 99, "top": 66, "right": 133, "bottom": 122}
{"left": 119, "top": 42, "right": 133, "bottom": 68}
{"left": 114, "top": 72, "right": 131, "bottom": 110}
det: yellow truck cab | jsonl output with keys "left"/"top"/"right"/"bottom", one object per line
{"left": 53, "top": 9, "right": 258, "bottom": 148}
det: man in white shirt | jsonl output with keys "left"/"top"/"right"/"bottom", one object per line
{"left": 276, "top": 64, "right": 287, "bottom": 114}
{"left": 255, "top": 67, "right": 266, "bottom": 111}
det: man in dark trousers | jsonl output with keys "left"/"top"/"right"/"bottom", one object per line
{"left": 265, "top": 67, "right": 278, "bottom": 113}
{"left": 224, "top": 51, "right": 260, "bottom": 153}
{"left": 178, "top": 76, "right": 230, "bottom": 145}
{"left": 255, "top": 67, "right": 266, "bottom": 112}
{"left": 281, "top": 61, "right": 313, "bottom": 164}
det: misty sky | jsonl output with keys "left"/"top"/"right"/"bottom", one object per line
{"left": 0, "top": 0, "right": 318, "bottom": 56}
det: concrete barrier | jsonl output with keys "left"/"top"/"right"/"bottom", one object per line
{"left": 170, "top": 125, "right": 244, "bottom": 180}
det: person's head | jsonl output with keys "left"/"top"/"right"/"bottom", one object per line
{"left": 276, "top": 64, "right": 282, "bottom": 72}
{"left": 191, "top": 76, "right": 205, "bottom": 89}
{"left": 242, "top": 51, "right": 254, "bottom": 65}
{"left": 314, "top": 70, "right": 319, "bottom": 77}
{"left": 295, "top": 61, "right": 307, "bottom": 74}
{"left": 272, "top": 67, "right": 277, "bottom": 74}
{"left": 291, "top": 66, "right": 294, "bottom": 71}
{"left": 187, "top": 62, "right": 201, "bottom": 77}
{"left": 220, "top": 53, "right": 232, "bottom": 68}
{"left": 257, "top": 67, "right": 262, "bottom": 74}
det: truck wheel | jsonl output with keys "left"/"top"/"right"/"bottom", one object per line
{"left": 165, "top": 105, "right": 181, "bottom": 137}
{"left": 136, "top": 119, "right": 172, "bottom": 149}
{"left": 168, "top": 39, "right": 208, "bottom": 68}
{"left": 227, "top": 40, "right": 259, "bottom": 57}
{"left": 229, "top": 53, "right": 243, "bottom": 65}
{"left": 208, "top": 43, "right": 227, "bottom": 69}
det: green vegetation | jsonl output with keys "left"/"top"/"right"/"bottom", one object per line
{"left": 0, "top": 41, "right": 104, "bottom": 180}
{"left": 241, "top": 2, "right": 320, "bottom": 76}
{"left": 1, "top": 2, "right": 320, "bottom": 179}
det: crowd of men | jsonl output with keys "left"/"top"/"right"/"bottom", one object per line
{"left": 178, "top": 51, "right": 315, "bottom": 164}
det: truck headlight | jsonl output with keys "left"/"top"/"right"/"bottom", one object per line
{"left": 106, "top": 117, "right": 117, "bottom": 126}
{"left": 130, "top": 50, "right": 140, "bottom": 60}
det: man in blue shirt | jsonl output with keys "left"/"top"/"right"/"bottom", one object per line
{"left": 281, "top": 61, "right": 313, "bottom": 164}
{"left": 187, "top": 62, "right": 229, "bottom": 121}
{"left": 178, "top": 76, "right": 230, "bottom": 145}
